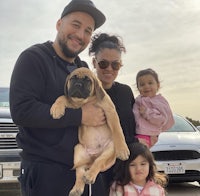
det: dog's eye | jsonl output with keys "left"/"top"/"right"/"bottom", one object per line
{"left": 83, "top": 76, "right": 90, "bottom": 82}
{"left": 70, "top": 75, "right": 78, "bottom": 82}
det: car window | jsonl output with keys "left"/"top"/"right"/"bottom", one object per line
{"left": 0, "top": 87, "right": 9, "bottom": 107}
{"left": 167, "top": 115, "right": 196, "bottom": 132}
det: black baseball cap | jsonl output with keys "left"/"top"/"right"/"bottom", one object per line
{"left": 61, "top": 0, "right": 106, "bottom": 29}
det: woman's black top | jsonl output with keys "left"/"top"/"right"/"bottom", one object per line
{"left": 105, "top": 82, "right": 137, "bottom": 144}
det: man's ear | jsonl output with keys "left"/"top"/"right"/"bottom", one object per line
{"left": 56, "top": 19, "right": 62, "bottom": 31}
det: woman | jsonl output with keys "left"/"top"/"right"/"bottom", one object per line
{"left": 89, "top": 33, "right": 138, "bottom": 194}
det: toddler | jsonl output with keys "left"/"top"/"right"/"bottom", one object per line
{"left": 133, "top": 68, "right": 174, "bottom": 147}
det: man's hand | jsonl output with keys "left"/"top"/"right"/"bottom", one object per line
{"left": 81, "top": 102, "right": 106, "bottom": 126}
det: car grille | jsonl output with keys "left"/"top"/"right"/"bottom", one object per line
{"left": 159, "top": 170, "right": 200, "bottom": 182}
{"left": 0, "top": 123, "right": 19, "bottom": 149}
{"left": 168, "top": 170, "right": 200, "bottom": 177}
{"left": 152, "top": 150, "right": 200, "bottom": 161}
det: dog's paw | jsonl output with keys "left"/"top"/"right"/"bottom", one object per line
{"left": 83, "top": 172, "right": 96, "bottom": 184}
{"left": 69, "top": 188, "right": 83, "bottom": 196}
{"left": 50, "top": 103, "right": 65, "bottom": 119}
{"left": 116, "top": 144, "right": 130, "bottom": 160}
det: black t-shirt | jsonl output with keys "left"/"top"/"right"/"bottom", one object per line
{"left": 105, "top": 82, "right": 137, "bottom": 144}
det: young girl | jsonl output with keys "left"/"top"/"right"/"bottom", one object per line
{"left": 109, "top": 142, "right": 168, "bottom": 196}
{"left": 133, "top": 68, "right": 174, "bottom": 148}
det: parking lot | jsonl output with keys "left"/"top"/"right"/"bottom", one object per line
{"left": 0, "top": 181, "right": 199, "bottom": 196}
{"left": 0, "top": 183, "right": 20, "bottom": 196}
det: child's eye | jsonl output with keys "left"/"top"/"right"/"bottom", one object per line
{"left": 139, "top": 83, "right": 144, "bottom": 87}
{"left": 141, "top": 162, "right": 147, "bottom": 166}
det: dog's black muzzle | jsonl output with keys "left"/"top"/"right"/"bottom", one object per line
{"left": 68, "top": 76, "right": 92, "bottom": 99}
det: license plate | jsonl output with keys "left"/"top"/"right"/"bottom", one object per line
{"left": 0, "top": 164, "right": 2, "bottom": 179}
{"left": 164, "top": 163, "right": 185, "bottom": 174}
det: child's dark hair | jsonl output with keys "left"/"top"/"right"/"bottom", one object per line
{"left": 113, "top": 142, "right": 168, "bottom": 188}
{"left": 136, "top": 68, "right": 160, "bottom": 88}
{"left": 88, "top": 33, "right": 126, "bottom": 56}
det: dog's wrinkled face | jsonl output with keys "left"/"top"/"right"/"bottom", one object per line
{"left": 67, "top": 74, "right": 93, "bottom": 99}
{"left": 64, "top": 67, "right": 105, "bottom": 103}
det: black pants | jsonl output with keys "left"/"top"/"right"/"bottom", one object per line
{"left": 18, "top": 159, "right": 107, "bottom": 196}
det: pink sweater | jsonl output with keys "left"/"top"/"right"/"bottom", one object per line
{"left": 109, "top": 180, "right": 165, "bottom": 196}
{"left": 133, "top": 94, "right": 174, "bottom": 136}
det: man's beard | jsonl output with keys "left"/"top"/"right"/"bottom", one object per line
{"left": 58, "top": 38, "right": 83, "bottom": 58}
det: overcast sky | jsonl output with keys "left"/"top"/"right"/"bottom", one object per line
{"left": 0, "top": 0, "right": 200, "bottom": 120}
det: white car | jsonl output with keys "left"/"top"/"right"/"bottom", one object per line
{"left": 151, "top": 114, "right": 200, "bottom": 184}
{"left": 0, "top": 87, "right": 21, "bottom": 183}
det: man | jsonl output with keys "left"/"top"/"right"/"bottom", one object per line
{"left": 9, "top": 0, "right": 106, "bottom": 195}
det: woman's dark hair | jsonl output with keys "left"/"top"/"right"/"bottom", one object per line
{"left": 88, "top": 33, "right": 126, "bottom": 56}
{"left": 136, "top": 68, "right": 160, "bottom": 88}
{"left": 113, "top": 142, "right": 168, "bottom": 188}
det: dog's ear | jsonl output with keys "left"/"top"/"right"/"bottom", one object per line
{"left": 64, "top": 75, "right": 71, "bottom": 97}
{"left": 93, "top": 77, "right": 105, "bottom": 101}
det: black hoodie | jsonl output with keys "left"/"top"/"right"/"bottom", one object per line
{"left": 10, "top": 41, "right": 88, "bottom": 167}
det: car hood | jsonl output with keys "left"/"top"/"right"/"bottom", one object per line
{"left": 154, "top": 131, "right": 200, "bottom": 146}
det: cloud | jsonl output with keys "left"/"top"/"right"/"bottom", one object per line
{"left": 0, "top": 0, "right": 200, "bottom": 120}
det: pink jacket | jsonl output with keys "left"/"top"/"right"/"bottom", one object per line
{"left": 133, "top": 94, "right": 174, "bottom": 136}
{"left": 109, "top": 180, "right": 165, "bottom": 196}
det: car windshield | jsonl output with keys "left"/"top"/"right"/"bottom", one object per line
{"left": 167, "top": 115, "right": 196, "bottom": 133}
{"left": 0, "top": 87, "right": 9, "bottom": 107}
